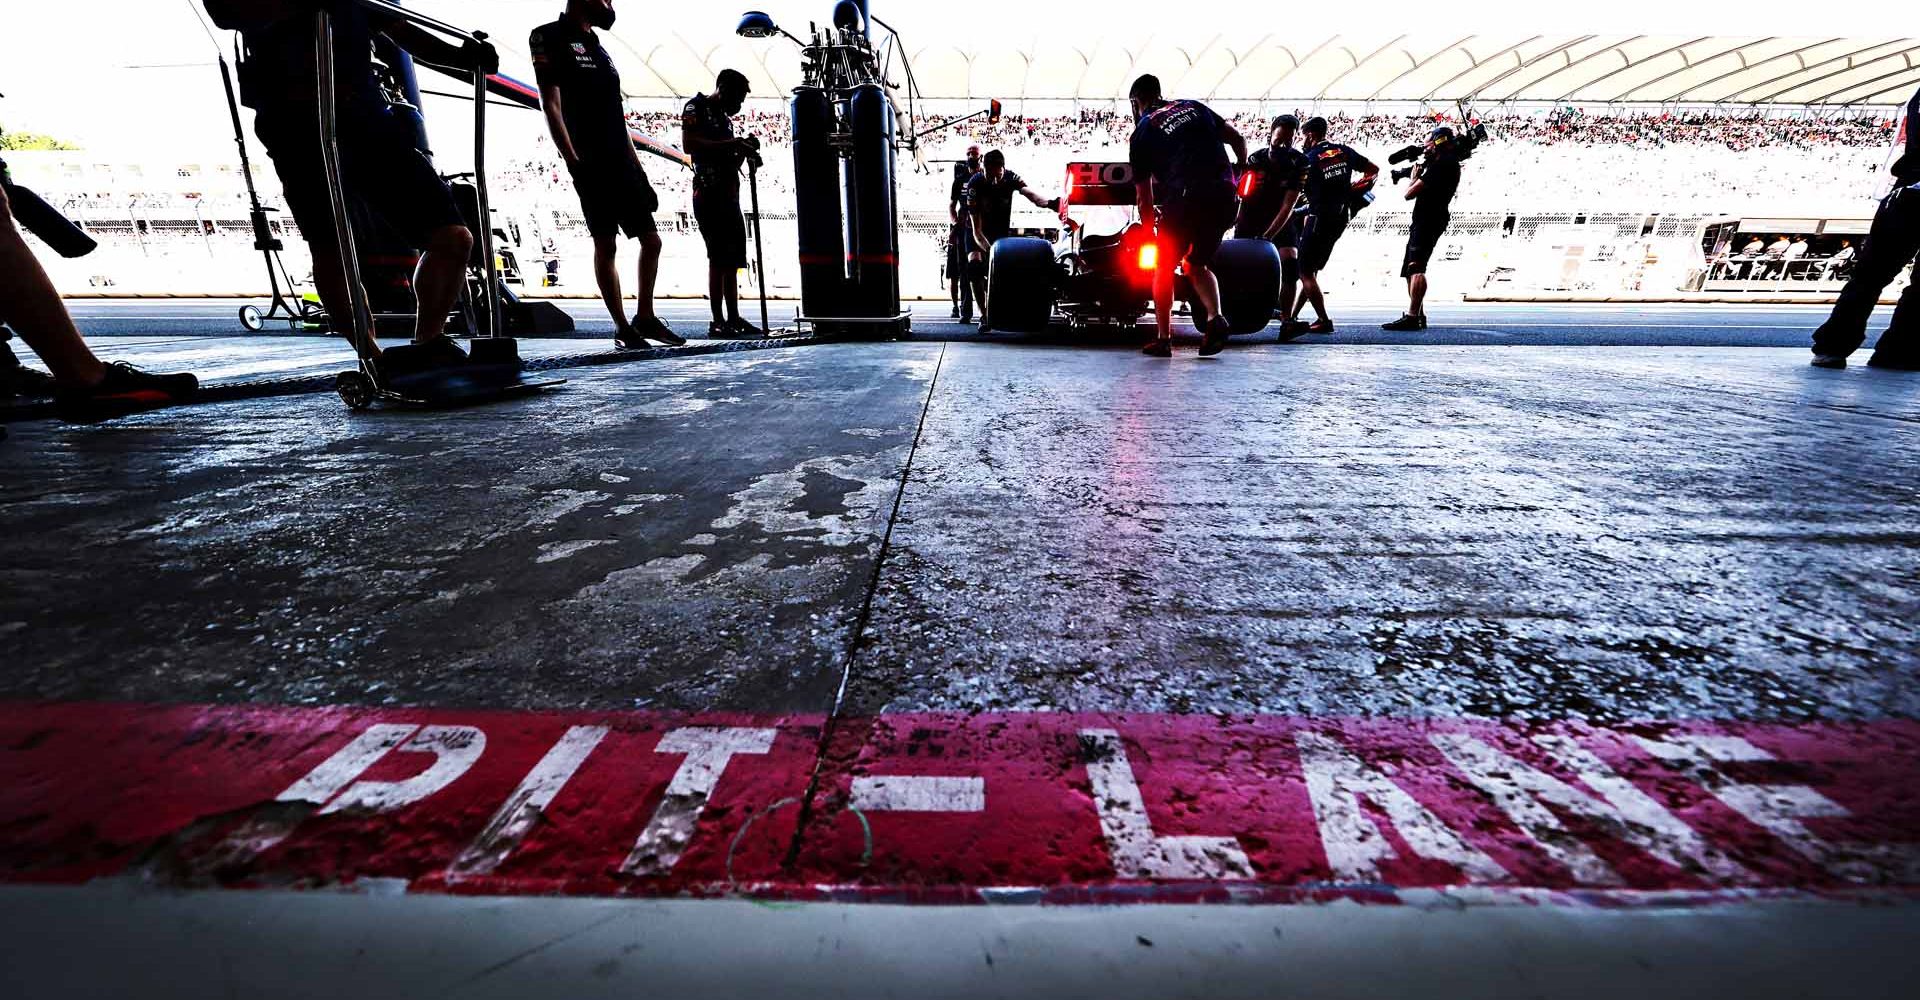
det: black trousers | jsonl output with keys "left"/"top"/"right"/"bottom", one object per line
{"left": 1813, "top": 186, "right": 1920, "bottom": 360}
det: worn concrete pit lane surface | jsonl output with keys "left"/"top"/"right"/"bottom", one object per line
{"left": 2, "top": 336, "right": 1918, "bottom": 998}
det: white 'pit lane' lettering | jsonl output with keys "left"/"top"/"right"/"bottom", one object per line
{"left": 850, "top": 776, "right": 986, "bottom": 813}
{"left": 1296, "top": 731, "right": 1510, "bottom": 885}
{"left": 450, "top": 725, "right": 611, "bottom": 879}
{"left": 1433, "top": 733, "right": 1755, "bottom": 887}
{"left": 1633, "top": 733, "right": 1920, "bottom": 885}
{"left": 1080, "top": 729, "right": 1253, "bottom": 880}
{"left": 622, "top": 727, "right": 778, "bottom": 877}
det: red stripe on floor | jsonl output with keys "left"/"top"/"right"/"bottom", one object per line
{"left": 1, "top": 703, "right": 1915, "bottom": 903}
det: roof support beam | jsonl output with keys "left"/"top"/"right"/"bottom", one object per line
{"left": 1513, "top": 35, "right": 1644, "bottom": 98}
{"left": 1261, "top": 37, "right": 1332, "bottom": 101}
{"left": 1367, "top": 34, "right": 1477, "bottom": 101}
{"left": 1610, "top": 38, "right": 1760, "bottom": 103}
{"left": 1473, "top": 35, "right": 1595, "bottom": 103}
{"left": 1423, "top": 35, "right": 1542, "bottom": 102}
{"left": 1317, "top": 34, "right": 1408, "bottom": 99}
{"left": 1751, "top": 41, "right": 1920, "bottom": 104}
{"left": 1676, "top": 37, "right": 1843, "bottom": 102}
{"left": 1558, "top": 36, "right": 1709, "bottom": 102}
{"left": 1490, "top": 35, "right": 1625, "bottom": 101}
{"left": 1809, "top": 57, "right": 1920, "bottom": 105}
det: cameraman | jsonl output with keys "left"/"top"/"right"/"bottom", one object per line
{"left": 0, "top": 161, "right": 198, "bottom": 413}
{"left": 684, "top": 69, "right": 762, "bottom": 338}
{"left": 1287, "top": 116, "right": 1377, "bottom": 336}
{"left": 1385, "top": 126, "right": 1465, "bottom": 332}
{"left": 1233, "top": 115, "right": 1309, "bottom": 338}
{"left": 966, "top": 150, "right": 1059, "bottom": 333}
{"left": 1812, "top": 82, "right": 1920, "bottom": 370}
{"left": 204, "top": 0, "right": 496, "bottom": 375}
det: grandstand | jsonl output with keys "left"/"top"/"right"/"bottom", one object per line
{"left": 7, "top": 22, "right": 1914, "bottom": 302}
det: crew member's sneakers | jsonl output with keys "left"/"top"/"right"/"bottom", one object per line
{"left": 55, "top": 362, "right": 199, "bottom": 416}
{"left": 1199, "top": 317, "right": 1231, "bottom": 357}
{"left": 417, "top": 336, "right": 471, "bottom": 369}
{"left": 1276, "top": 319, "right": 1310, "bottom": 341}
{"left": 950, "top": 306, "right": 961, "bottom": 319}
{"left": 1810, "top": 354, "right": 1848, "bottom": 370}
{"left": 615, "top": 326, "right": 650, "bottom": 350}
{"left": 2, "top": 362, "right": 58, "bottom": 400}
{"left": 1382, "top": 314, "right": 1427, "bottom": 332}
{"left": 635, "top": 316, "right": 688, "bottom": 347}
{"left": 1866, "top": 354, "right": 1920, "bottom": 371}
{"left": 378, "top": 338, "right": 470, "bottom": 382}
{"left": 1305, "top": 319, "right": 1336, "bottom": 335}
{"left": 1141, "top": 338, "right": 1173, "bottom": 358}
{"left": 727, "top": 317, "right": 767, "bottom": 339}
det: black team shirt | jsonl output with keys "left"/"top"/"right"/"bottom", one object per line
{"left": 1238, "top": 144, "right": 1309, "bottom": 235}
{"left": 683, "top": 92, "right": 742, "bottom": 201}
{"left": 1412, "top": 152, "right": 1461, "bottom": 222}
{"left": 1129, "top": 99, "right": 1235, "bottom": 203}
{"left": 1301, "top": 141, "right": 1376, "bottom": 218}
{"left": 965, "top": 170, "right": 1026, "bottom": 243}
{"left": 529, "top": 17, "right": 633, "bottom": 170}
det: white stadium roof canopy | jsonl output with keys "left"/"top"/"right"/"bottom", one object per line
{"left": 632, "top": 33, "right": 1920, "bottom": 107}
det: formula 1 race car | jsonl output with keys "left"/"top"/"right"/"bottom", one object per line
{"left": 982, "top": 161, "right": 1279, "bottom": 335}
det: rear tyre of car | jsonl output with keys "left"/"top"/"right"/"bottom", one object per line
{"left": 1211, "top": 238, "right": 1282, "bottom": 335}
{"left": 986, "top": 237, "right": 1056, "bottom": 334}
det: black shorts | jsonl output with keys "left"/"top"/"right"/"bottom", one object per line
{"left": 693, "top": 191, "right": 748, "bottom": 269}
{"left": 1402, "top": 211, "right": 1451, "bottom": 278}
{"left": 255, "top": 103, "right": 463, "bottom": 248}
{"left": 570, "top": 160, "right": 658, "bottom": 240}
{"left": 1159, "top": 183, "right": 1239, "bottom": 269}
{"left": 1296, "top": 210, "right": 1349, "bottom": 274}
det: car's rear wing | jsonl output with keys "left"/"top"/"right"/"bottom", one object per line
{"left": 1063, "top": 162, "right": 1138, "bottom": 208}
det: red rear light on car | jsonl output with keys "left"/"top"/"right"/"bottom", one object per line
{"left": 1137, "top": 242, "right": 1159, "bottom": 272}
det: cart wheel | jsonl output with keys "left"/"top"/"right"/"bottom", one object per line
{"left": 335, "top": 371, "right": 376, "bottom": 411}
{"left": 239, "top": 305, "right": 265, "bottom": 332}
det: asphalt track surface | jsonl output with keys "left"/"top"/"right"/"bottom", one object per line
{"left": 3, "top": 299, "right": 1917, "bottom": 998}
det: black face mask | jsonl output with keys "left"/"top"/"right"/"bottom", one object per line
{"left": 586, "top": 5, "right": 616, "bottom": 29}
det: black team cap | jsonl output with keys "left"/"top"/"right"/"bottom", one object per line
{"left": 717, "top": 68, "right": 751, "bottom": 93}
{"left": 1273, "top": 114, "right": 1299, "bottom": 130}
{"left": 1303, "top": 116, "right": 1329, "bottom": 134}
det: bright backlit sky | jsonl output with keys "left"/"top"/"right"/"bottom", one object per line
{"left": 0, "top": 0, "right": 1904, "bottom": 158}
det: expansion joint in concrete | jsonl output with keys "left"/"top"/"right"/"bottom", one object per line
{"left": 782, "top": 342, "right": 949, "bottom": 870}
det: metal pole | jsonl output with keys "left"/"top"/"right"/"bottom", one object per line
{"left": 315, "top": 9, "right": 376, "bottom": 361}
{"left": 750, "top": 158, "right": 769, "bottom": 336}
{"left": 471, "top": 32, "right": 500, "bottom": 340}
{"left": 218, "top": 54, "right": 288, "bottom": 311}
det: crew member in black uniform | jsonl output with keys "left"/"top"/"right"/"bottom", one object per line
{"left": 966, "top": 150, "right": 1059, "bottom": 333}
{"left": 1288, "top": 116, "right": 1378, "bottom": 335}
{"left": 1233, "top": 114, "right": 1310, "bottom": 339}
{"left": 1384, "top": 126, "right": 1464, "bottom": 332}
{"left": 532, "top": 0, "right": 683, "bottom": 348}
{"left": 1128, "top": 74, "right": 1248, "bottom": 358}
{"left": 949, "top": 145, "right": 983, "bottom": 321}
{"left": 1812, "top": 83, "right": 1920, "bottom": 370}
{"left": 684, "top": 69, "right": 763, "bottom": 338}
{"left": 205, "top": 0, "right": 495, "bottom": 373}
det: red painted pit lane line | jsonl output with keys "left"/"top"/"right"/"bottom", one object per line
{"left": 1, "top": 702, "right": 1916, "bottom": 905}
